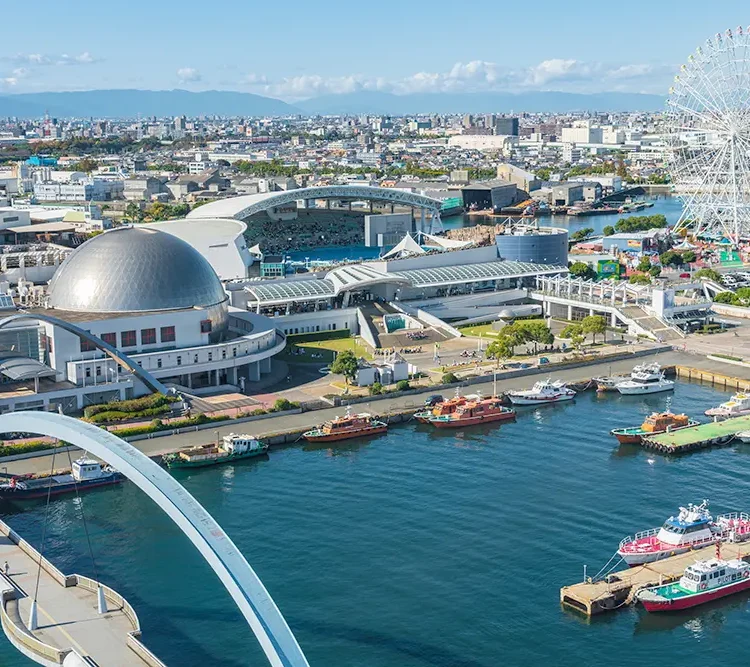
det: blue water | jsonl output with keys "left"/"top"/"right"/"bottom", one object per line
{"left": 6, "top": 381, "right": 750, "bottom": 666}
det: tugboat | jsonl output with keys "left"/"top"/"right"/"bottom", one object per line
{"left": 610, "top": 411, "right": 699, "bottom": 444}
{"left": 617, "top": 500, "right": 750, "bottom": 566}
{"left": 616, "top": 362, "right": 675, "bottom": 395}
{"left": 428, "top": 394, "right": 515, "bottom": 428}
{"left": 163, "top": 433, "right": 268, "bottom": 469}
{"left": 507, "top": 379, "right": 576, "bottom": 405}
{"left": 705, "top": 392, "right": 750, "bottom": 420}
{"left": 0, "top": 457, "right": 123, "bottom": 500}
{"left": 303, "top": 407, "right": 388, "bottom": 442}
{"left": 638, "top": 544, "right": 750, "bottom": 612}
{"left": 414, "top": 390, "right": 477, "bottom": 423}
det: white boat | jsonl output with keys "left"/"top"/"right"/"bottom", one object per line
{"left": 507, "top": 379, "right": 576, "bottom": 405}
{"left": 705, "top": 392, "right": 750, "bottom": 420}
{"left": 615, "top": 362, "right": 675, "bottom": 395}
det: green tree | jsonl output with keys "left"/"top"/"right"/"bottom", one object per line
{"left": 441, "top": 372, "right": 459, "bottom": 384}
{"left": 694, "top": 268, "right": 722, "bottom": 283}
{"left": 486, "top": 335, "right": 515, "bottom": 362}
{"left": 569, "top": 261, "right": 596, "bottom": 281}
{"left": 648, "top": 266, "right": 662, "bottom": 277}
{"left": 614, "top": 214, "right": 668, "bottom": 233}
{"left": 659, "top": 250, "right": 683, "bottom": 267}
{"left": 603, "top": 225, "right": 615, "bottom": 236}
{"left": 571, "top": 227, "right": 595, "bottom": 242}
{"left": 516, "top": 320, "right": 554, "bottom": 354}
{"left": 70, "top": 157, "right": 98, "bottom": 173}
{"left": 629, "top": 273, "right": 651, "bottom": 285}
{"left": 124, "top": 202, "right": 143, "bottom": 224}
{"left": 581, "top": 315, "right": 606, "bottom": 344}
{"left": 536, "top": 168, "right": 552, "bottom": 181}
{"left": 330, "top": 349, "right": 359, "bottom": 384}
{"left": 369, "top": 382, "right": 383, "bottom": 396}
{"left": 560, "top": 323, "right": 585, "bottom": 351}
{"left": 681, "top": 250, "right": 697, "bottom": 264}
{"left": 396, "top": 380, "right": 410, "bottom": 392}
{"left": 714, "top": 291, "right": 737, "bottom": 304}
{"left": 637, "top": 257, "right": 652, "bottom": 272}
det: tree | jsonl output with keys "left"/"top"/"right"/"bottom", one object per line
{"left": 603, "top": 225, "right": 615, "bottom": 236}
{"left": 536, "top": 168, "right": 552, "bottom": 181}
{"left": 330, "top": 349, "right": 359, "bottom": 384}
{"left": 124, "top": 202, "right": 143, "bottom": 224}
{"left": 659, "top": 250, "right": 683, "bottom": 267}
{"left": 396, "top": 380, "right": 410, "bottom": 392}
{"left": 368, "top": 382, "right": 383, "bottom": 396}
{"left": 560, "top": 323, "right": 585, "bottom": 351}
{"left": 571, "top": 227, "right": 595, "bottom": 242}
{"left": 581, "top": 315, "right": 606, "bottom": 344}
{"left": 569, "top": 261, "right": 596, "bottom": 281}
{"left": 614, "top": 214, "right": 668, "bottom": 233}
{"left": 648, "top": 266, "right": 662, "bottom": 277}
{"left": 714, "top": 291, "right": 737, "bottom": 304}
{"left": 681, "top": 249, "right": 697, "bottom": 264}
{"left": 70, "top": 157, "right": 98, "bottom": 173}
{"left": 629, "top": 273, "right": 651, "bottom": 285}
{"left": 516, "top": 319, "right": 554, "bottom": 354}
{"left": 486, "top": 335, "right": 515, "bottom": 362}
{"left": 441, "top": 372, "right": 459, "bottom": 384}
{"left": 694, "top": 268, "right": 722, "bottom": 283}
{"left": 495, "top": 323, "right": 526, "bottom": 355}
{"left": 637, "top": 257, "right": 652, "bottom": 273}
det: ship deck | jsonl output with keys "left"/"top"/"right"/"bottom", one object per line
{"left": 644, "top": 414, "right": 750, "bottom": 452}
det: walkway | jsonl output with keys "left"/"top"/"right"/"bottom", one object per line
{"left": 0, "top": 524, "right": 156, "bottom": 666}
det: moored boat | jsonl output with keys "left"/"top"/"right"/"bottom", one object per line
{"left": 610, "top": 411, "right": 700, "bottom": 444}
{"left": 507, "top": 379, "right": 576, "bottom": 406}
{"left": 617, "top": 500, "right": 750, "bottom": 566}
{"left": 303, "top": 407, "right": 387, "bottom": 442}
{"left": 616, "top": 362, "right": 674, "bottom": 395}
{"left": 638, "top": 548, "right": 750, "bottom": 612}
{"left": 429, "top": 395, "right": 515, "bottom": 428}
{"left": 163, "top": 433, "right": 268, "bottom": 469}
{"left": 593, "top": 375, "right": 628, "bottom": 392}
{"left": 705, "top": 392, "right": 750, "bottom": 420}
{"left": 0, "top": 457, "right": 123, "bottom": 500}
{"left": 414, "top": 390, "right": 479, "bottom": 423}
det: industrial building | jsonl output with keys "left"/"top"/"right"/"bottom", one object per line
{"left": 461, "top": 181, "right": 522, "bottom": 212}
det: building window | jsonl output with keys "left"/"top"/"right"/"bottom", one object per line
{"left": 200, "top": 319, "right": 212, "bottom": 334}
{"left": 141, "top": 328, "right": 156, "bottom": 345}
{"left": 85, "top": 368, "right": 91, "bottom": 379}
{"left": 176, "top": 356, "right": 182, "bottom": 366}
{"left": 160, "top": 326, "right": 176, "bottom": 343}
{"left": 208, "top": 352, "right": 213, "bottom": 362}
{"left": 232, "top": 347, "right": 237, "bottom": 357}
{"left": 121, "top": 330, "right": 137, "bottom": 347}
{"left": 193, "top": 354, "right": 198, "bottom": 363}
{"left": 101, "top": 332, "right": 117, "bottom": 347}
{"left": 80, "top": 336, "right": 96, "bottom": 353}
{"left": 95, "top": 366, "right": 101, "bottom": 377}
{"left": 222, "top": 349, "right": 226, "bottom": 359}
{"left": 157, "top": 358, "right": 162, "bottom": 369}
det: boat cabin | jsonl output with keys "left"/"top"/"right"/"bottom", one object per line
{"left": 72, "top": 458, "right": 104, "bottom": 482}
{"left": 680, "top": 558, "right": 749, "bottom": 592}
{"left": 642, "top": 412, "right": 689, "bottom": 433}
{"left": 222, "top": 434, "right": 260, "bottom": 454}
{"left": 656, "top": 503, "right": 714, "bottom": 546}
{"left": 455, "top": 398, "right": 505, "bottom": 417}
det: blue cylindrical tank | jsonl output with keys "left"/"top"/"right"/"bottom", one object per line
{"left": 495, "top": 227, "right": 568, "bottom": 265}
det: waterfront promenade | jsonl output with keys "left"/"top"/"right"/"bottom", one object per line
{"left": 5, "top": 349, "right": 749, "bottom": 477}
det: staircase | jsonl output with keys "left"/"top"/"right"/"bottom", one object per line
{"left": 618, "top": 305, "right": 684, "bottom": 342}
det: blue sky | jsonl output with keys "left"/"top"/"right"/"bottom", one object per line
{"left": 2, "top": 0, "right": 749, "bottom": 98}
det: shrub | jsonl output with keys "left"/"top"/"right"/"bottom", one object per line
{"left": 441, "top": 372, "right": 459, "bottom": 384}
{"left": 87, "top": 404, "right": 172, "bottom": 423}
{"left": 250, "top": 408, "right": 267, "bottom": 416}
{"left": 270, "top": 398, "right": 300, "bottom": 412}
{"left": 396, "top": 380, "right": 410, "bottom": 392}
{"left": 286, "top": 329, "right": 351, "bottom": 343}
{"left": 369, "top": 382, "right": 383, "bottom": 396}
{"left": 84, "top": 392, "right": 178, "bottom": 418}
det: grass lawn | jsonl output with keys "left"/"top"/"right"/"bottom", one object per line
{"left": 457, "top": 323, "right": 500, "bottom": 337}
{"left": 279, "top": 336, "right": 373, "bottom": 363}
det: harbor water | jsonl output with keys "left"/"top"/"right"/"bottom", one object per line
{"left": 5, "top": 380, "right": 750, "bottom": 666}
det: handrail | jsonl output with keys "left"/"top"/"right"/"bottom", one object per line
{"left": 0, "top": 589, "right": 66, "bottom": 663}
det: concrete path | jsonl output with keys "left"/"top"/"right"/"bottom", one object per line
{"left": 0, "top": 535, "right": 147, "bottom": 666}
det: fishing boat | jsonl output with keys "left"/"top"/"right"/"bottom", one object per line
{"left": 638, "top": 546, "right": 750, "bottom": 612}
{"left": 610, "top": 411, "right": 700, "bottom": 444}
{"left": 617, "top": 500, "right": 750, "bottom": 566}
{"left": 429, "top": 395, "right": 515, "bottom": 428}
{"left": 303, "top": 407, "right": 387, "bottom": 442}
{"left": 593, "top": 374, "right": 628, "bottom": 392}
{"left": 705, "top": 392, "right": 750, "bottom": 420}
{"left": 615, "top": 362, "right": 674, "bottom": 395}
{"left": 163, "top": 433, "right": 268, "bottom": 469}
{"left": 0, "top": 457, "right": 123, "bottom": 500}
{"left": 414, "top": 390, "right": 478, "bottom": 423}
{"left": 507, "top": 379, "right": 576, "bottom": 406}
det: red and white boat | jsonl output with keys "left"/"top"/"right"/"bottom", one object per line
{"left": 428, "top": 395, "right": 515, "bottom": 428}
{"left": 638, "top": 546, "right": 750, "bottom": 612}
{"left": 618, "top": 500, "right": 750, "bottom": 566}
{"left": 507, "top": 379, "right": 575, "bottom": 406}
{"left": 705, "top": 392, "right": 750, "bottom": 420}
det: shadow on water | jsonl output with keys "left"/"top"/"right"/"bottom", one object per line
{"left": 294, "top": 617, "right": 491, "bottom": 667}
{"left": 301, "top": 437, "right": 379, "bottom": 455}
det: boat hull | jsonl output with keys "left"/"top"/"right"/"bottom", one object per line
{"left": 611, "top": 420, "right": 700, "bottom": 445}
{"left": 0, "top": 474, "right": 124, "bottom": 500}
{"left": 507, "top": 394, "right": 575, "bottom": 406}
{"left": 641, "top": 577, "right": 750, "bottom": 611}
{"left": 617, "top": 382, "right": 675, "bottom": 395}
{"left": 430, "top": 411, "right": 516, "bottom": 428}
{"left": 619, "top": 543, "right": 701, "bottom": 566}
{"left": 303, "top": 425, "right": 388, "bottom": 442}
{"left": 165, "top": 448, "right": 268, "bottom": 469}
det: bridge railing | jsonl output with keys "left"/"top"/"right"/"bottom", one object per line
{"left": 0, "top": 588, "right": 67, "bottom": 664}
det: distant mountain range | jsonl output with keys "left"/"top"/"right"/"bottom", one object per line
{"left": 0, "top": 88, "right": 666, "bottom": 119}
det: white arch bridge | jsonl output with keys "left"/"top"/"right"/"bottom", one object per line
{"left": 187, "top": 185, "right": 444, "bottom": 231}
{"left": 0, "top": 411, "right": 309, "bottom": 667}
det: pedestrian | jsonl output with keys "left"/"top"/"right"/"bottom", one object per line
{"left": 4, "top": 561, "right": 8, "bottom": 576}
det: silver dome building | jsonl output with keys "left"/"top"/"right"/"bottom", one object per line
{"left": 47, "top": 227, "right": 229, "bottom": 340}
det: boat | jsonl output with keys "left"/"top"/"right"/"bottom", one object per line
{"left": 303, "top": 407, "right": 388, "bottom": 442}
{"left": 593, "top": 375, "right": 628, "bottom": 392}
{"left": 736, "top": 430, "right": 750, "bottom": 443}
{"left": 610, "top": 411, "right": 700, "bottom": 444}
{"left": 615, "top": 362, "right": 675, "bottom": 395}
{"left": 163, "top": 433, "right": 268, "bottom": 469}
{"left": 0, "top": 457, "right": 124, "bottom": 500}
{"left": 414, "top": 390, "right": 478, "bottom": 423}
{"left": 428, "top": 395, "right": 515, "bottom": 428}
{"left": 617, "top": 500, "right": 750, "bottom": 566}
{"left": 507, "top": 379, "right": 576, "bottom": 406}
{"left": 638, "top": 548, "right": 750, "bottom": 612}
{"left": 705, "top": 392, "right": 750, "bottom": 419}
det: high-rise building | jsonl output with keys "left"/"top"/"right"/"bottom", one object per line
{"left": 494, "top": 117, "right": 519, "bottom": 136}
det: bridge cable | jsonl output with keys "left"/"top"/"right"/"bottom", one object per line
{"left": 65, "top": 446, "right": 101, "bottom": 586}
{"left": 33, "top": 445, "right": 58, "bottom": 605}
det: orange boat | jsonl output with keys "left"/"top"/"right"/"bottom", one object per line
{"left": 414, "top": 391, "right": 478, "bottom": 424}
{"left": 610, "top": 411, "right": 699, "bottom": 444}
{"left": 303, "top": 407, "right": 388, "bottom": 442}
{"left": 429, "top": 396, "right": 515, "bottom": 429}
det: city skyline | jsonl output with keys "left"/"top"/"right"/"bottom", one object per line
{"left": 2, "top": 0, "right": 749, "bottom": 99}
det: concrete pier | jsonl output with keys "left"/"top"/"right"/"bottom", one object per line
{"left": 0, "top": 518, "right": 163, "bottom": 666}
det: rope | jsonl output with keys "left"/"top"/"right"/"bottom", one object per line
{"left": 591, "top": 551, "right": 624, "bottom": 582}
{"left": 65, "top": 448, "right": 100, "bottom": 585}
{"left": 33, "top": 446, "right": 58, "bottom": 603}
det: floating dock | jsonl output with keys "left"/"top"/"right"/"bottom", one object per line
{"left": 561, "top": 540, "right": 750, "bottom": 616}
{"left": 643, "top": 414, "right": 750, "bottom": 453}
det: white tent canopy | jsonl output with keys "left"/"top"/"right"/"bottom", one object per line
{"left": 381, "top": 234, "right": 426, "bottom": 259}
{"left": 421, "top": 232, "right": 473, "bottom": 250}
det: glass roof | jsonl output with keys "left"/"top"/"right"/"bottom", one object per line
{"left": 246, "top": 279, "right": 336, "bottom": 303}
{"left": 395, "top": 261, "right": 568, "bottom": 287}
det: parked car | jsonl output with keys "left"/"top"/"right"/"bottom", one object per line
{"left": 679, "top": 272, "right": 691, "bottom": 278}
{"left": 424, "top": 394, "right": 444, "bottom": 407}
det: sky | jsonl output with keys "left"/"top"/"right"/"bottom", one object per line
{"left": 1, "top": 0, "right": 749, "bottom": 99}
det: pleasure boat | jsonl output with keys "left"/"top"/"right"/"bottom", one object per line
{"left": 593, "top": 375, "right": 628, "bottom": 392}
{"left": 617, "top": 500, "right": 750, "bottom": 566}
{"left": 638, "top": 550, "right": 750, "bottom": 612}
{"left": 610, "top": 411, "right": 699, "bottom": 444}
{"left": 507, "top": 379, "right": 576, "bottom": 406}
{"left": 615, "top": 362, "right": 675, "bottom": 395}
{"left": 428, "top": 395, "right": 515, "bottom": 428}
{"left": 705, "top": 392, "right": 750, "bottom": 420}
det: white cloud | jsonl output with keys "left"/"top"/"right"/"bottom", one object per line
{"left": 5, "top": 52, "right": 99, "bottom": 67}
{"left": 177, "top": 67, "right": 201, "bottom": 83}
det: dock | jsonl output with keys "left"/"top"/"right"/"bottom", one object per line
{"left": 643, "top": 414, "right": 750, "bottom": 453}
{"left": 0, "top": 518, "right": 163, "bottom": 666}
{"left": 561, "top": 540, "right": 750, "bottom": 616}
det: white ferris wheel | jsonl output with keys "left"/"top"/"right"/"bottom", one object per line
{"left": 667, "top": 26, "right": 750, "bottom": 241}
